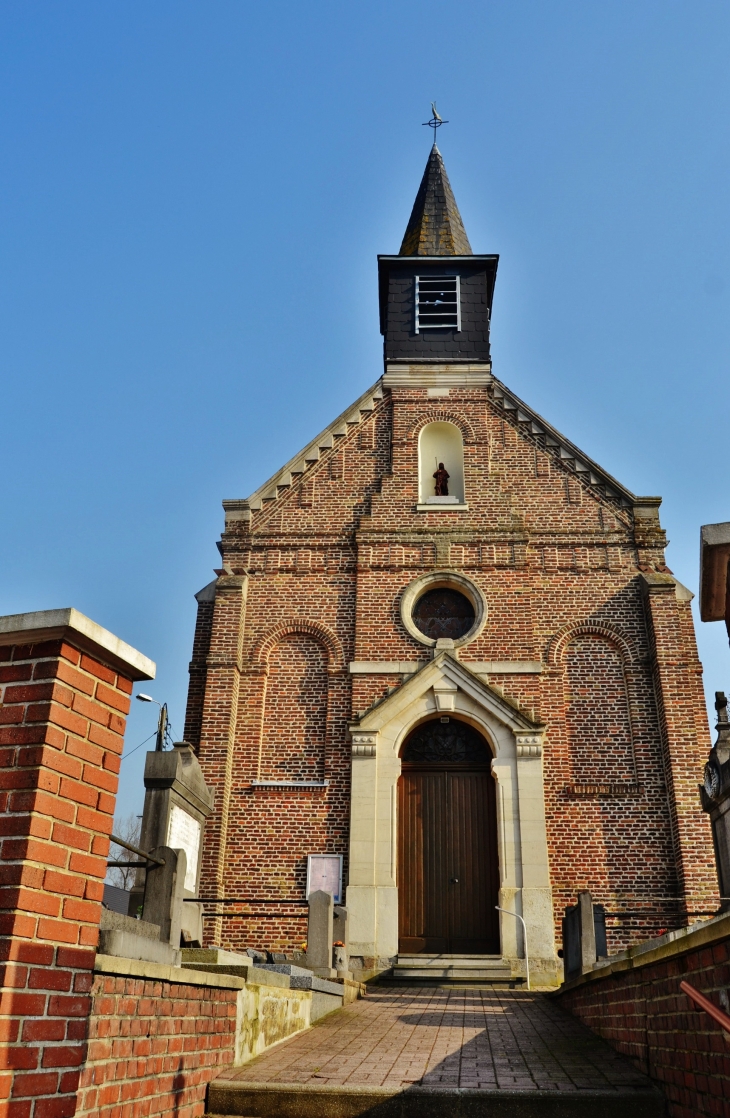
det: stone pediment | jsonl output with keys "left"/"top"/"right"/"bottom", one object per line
{"left": 349, "top": 652, "right": 543, "bottom": 756}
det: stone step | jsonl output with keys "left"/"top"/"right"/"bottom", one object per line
{"left": 397, "top": 953, "right": 503, "bottom": 961}
{"left": 389, "top": 954, "right": 513, "bottom": 983}
{"left": 206, "top": 1083, "right": 666, "bottom": 1116}
{"left": 392, "top": 969, "right": 513, "bottom": 982}
{"left": 396, "top": 955, "right": 506, "bottom": 966}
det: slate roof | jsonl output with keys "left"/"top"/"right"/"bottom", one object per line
{"left": 399, "top": 145, "right": 473, "bottom": 256}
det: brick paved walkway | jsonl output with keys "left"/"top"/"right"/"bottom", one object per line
{"left": 216, "top": 986, "right": 654, "bottom": 1094}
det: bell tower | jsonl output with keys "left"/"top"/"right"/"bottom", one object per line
{"left": 377, "top": 145, "right": 498, "bottom": 373}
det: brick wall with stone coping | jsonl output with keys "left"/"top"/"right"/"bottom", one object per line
{"left": 556, "top": 910, "right": 730, "bottom": 1117}
{"left": 76, "top": 957, "right": 242, "bottom": 1118}
{"left": 0, "top": 610, "right": 322, "bottom": 1118}
{"left": 0, "top": 610, "right": 155, "bottom": 1118}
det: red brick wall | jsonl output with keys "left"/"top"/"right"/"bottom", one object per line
{"left": 0, "top": 635, "right": 131, "bottom": 1118}
{"left": 184, "top": 594, "right": 215, "bottom": 755}
{"left": 564, "top": 635, "right": 635, "bottom": 784}
{"left": 642, "top": 576, "right": 719, "bottom": 911}
{"left": 557, "top": 936, "right": 730, "bottom": 1117}
{"left": 75, "top": 971, "right": 238, "bottom": 1118}
{"left": 260, "top": 634, "right": 328, "bottom": 782}
{"left": 187, "top": 383, "right": 716, "bottom": 953}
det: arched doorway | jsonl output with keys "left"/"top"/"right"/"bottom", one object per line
{"left": 397, "top": 716, "right": 500, "bottom": 954}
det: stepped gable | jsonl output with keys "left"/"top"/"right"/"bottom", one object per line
{"left": 399, "top": 145, "right": 473, "bottom": 256}
{"left": 227, "top": 380, "right": 385, "bottom": 517}
{"left": 488, "top": 376, "right": 635, "bottom": 511}
{"left": 227, "top": 372, "right": 637, "bottom": 522}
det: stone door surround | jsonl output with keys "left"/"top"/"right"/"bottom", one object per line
{"left": 346, "top": 651, "right": 559, "bottom": 985}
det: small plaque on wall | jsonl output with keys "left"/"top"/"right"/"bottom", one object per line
{"left": 166, "top": 804, "right": 201, "bottom": 893}
{"left": 306, "top": 854, "right": 342, "bottom": 904}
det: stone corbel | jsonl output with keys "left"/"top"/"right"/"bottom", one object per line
{"left": 515, "top": 732, "right": 543, "bottom": 758}
{"left": 350, "top": 730, "right": 378, "bottom": 758}
{"left": 432, "top": 682, "right": 458, "bottom": 712}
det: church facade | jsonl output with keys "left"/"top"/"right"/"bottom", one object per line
{"left": 184, "top": 146, "right": 717, "bottom": 984}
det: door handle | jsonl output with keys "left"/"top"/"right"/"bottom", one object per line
{"left": 450, "top": 877, "right": 459, "bottom": 884}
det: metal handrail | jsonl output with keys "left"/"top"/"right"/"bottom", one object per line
{"left": 184, "top": 897, "right": 308, "bottom": 904}
{"left": 108, "top": 834, "right": 165, "bottom": 867}
{"left": 680, "top": 980, "right": 730, "bottom": 1034}
{"left": 496, "top": 905, "right": 530, "bottom": 990}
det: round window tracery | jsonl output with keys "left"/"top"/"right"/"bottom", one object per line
{"left": 412, "top": 588, "right": 475, "bottom": 640}
{"left": 399, "top": 571, "right": 487, "bottom": 649}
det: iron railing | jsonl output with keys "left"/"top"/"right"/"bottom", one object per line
{"left": 106, "top": 833, "right": 164, "bottom": 868}
{"left": 681, "top": 980, "right": 730, "bottom": 1035}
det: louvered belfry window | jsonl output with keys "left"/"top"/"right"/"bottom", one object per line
{"left": 415, "top": 275, "right": 460, "bottom": 332}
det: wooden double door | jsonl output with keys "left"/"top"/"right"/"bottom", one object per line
{"left": 397, "top": 723, "right": 500, "bottom": 954}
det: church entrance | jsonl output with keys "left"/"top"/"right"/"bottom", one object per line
{"left": 397, "top": 717, "right": 500, "bottom": 954}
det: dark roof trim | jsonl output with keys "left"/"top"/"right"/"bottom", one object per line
{"left": 377, "top": 255, "right": 498, "bottom": 263}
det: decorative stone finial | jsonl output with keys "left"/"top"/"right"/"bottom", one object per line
{"left": 714, "top": 691, "right": 730, "bottom": 766}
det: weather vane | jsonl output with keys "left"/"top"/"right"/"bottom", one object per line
{"left": 422, "top": 102, "right": 448, "bottom": 142}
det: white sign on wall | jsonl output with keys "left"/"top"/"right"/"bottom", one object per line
{"left": 166, "top": 804, "right": 201, "bottom": 893}
{"left": 306, "top": 854, "right": 342, "bottom": 904}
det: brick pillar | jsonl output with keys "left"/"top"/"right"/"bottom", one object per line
{"left": 193, "top": 575, "right": 247, "bottom": 946}
{"left": 640, "top": 573, "right": 717, "bottom": 909}
{"left": 0, "top": 609, "right": 154, "bottom": 1118}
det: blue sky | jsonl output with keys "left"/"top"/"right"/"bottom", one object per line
{"left": 1, "top": 2, "right": 728, "bottom": 816}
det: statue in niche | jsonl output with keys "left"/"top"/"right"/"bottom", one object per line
{"left": 433, "top": 462, "right": 450, "bottom": 496}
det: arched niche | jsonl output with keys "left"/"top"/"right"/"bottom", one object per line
{"left": 418, "top": 421, "right": 465, "bottom": 504}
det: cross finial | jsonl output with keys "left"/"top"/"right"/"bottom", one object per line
{"left": 715, "top": 691, "right": 729, "bottom": 724}
{"left": 422, "top": 102, "right": 449, "bottom": 142}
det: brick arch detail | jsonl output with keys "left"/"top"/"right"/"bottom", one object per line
{"left": 546, "top": 620, "right": 637, "bottom": 667}
{"left": 254, "top": 619, "right": 346, "bottom": 673}
{"left": 408, "top": 411, "right": 477, "bottom": 445}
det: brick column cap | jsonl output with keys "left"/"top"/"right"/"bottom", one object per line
{"left": 0, "top": 607, "right": 156, "bottom": 680}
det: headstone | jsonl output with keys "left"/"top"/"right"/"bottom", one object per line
{"left": 306, "top": 889, "right": 335, "bottom": 978}
{"left": 333, "top": 905, "right": 351, "bottom": 978}
{"left": 333, "top": 905, "right": 349, "bottom": 951}
{"left": 700, "top": 692, "right": 730, "bottom": 911}
{"left": 142, "top": 847, "right": 186, "bottom": 948}
{"left": 562, "top": 891, "right": 606, "bottom": 980}
{"left": 129, "top": 741, "right": 215, "bottom": 945}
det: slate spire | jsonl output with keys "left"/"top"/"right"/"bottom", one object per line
{"left": 399, "top": 145, "right": 473, "bottom": 256}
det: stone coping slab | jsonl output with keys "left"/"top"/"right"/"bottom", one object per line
{"left": 183, "top": 961, "right": 294, "bottom": 988}
{"left": 257, "top": 963, "right": 314, "bottom": 978}
{"left": 182, "top": 947, "right": 252, "bottom": 968}
{"left": 0, "top": 607, "right": 155, "bottom": 680}
{"left": 289, "top": 974, "right": 345, "bottom": 996}
{"left": 94, "top": 952, "right": 246, "bottom": 989}
{"left": 557, "top": 908, "right": 730, "bottom": 993}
